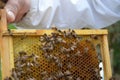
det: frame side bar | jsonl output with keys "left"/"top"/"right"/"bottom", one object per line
{"left": 102, "top": 35, "right": 112, "bottom": 80}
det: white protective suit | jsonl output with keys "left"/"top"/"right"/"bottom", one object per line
{"left": 16, "top": 0, "right": 120, "bottom": 29}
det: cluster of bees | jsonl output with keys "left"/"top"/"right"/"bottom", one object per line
{"left": 39, "top": 27, "right": 103, "bottom": 80}
{"left": 4, "top": 27, "right": 105, "bottom": 80}
{"left": 40, "top": 28, "right": 80, "bottom": 80}
{"left": 4, "top": 51, "right": 39, "bottom": 80}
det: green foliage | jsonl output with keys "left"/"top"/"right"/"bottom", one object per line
{"left": 107, "top": 21, "right": 120, "bottom": 74}
{"left": 8, "top": 24, "right": 17, "bottom": 29}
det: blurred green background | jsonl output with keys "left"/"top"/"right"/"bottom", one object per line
{"left": 0, "top": 22, "right": 120, "bottom": 79}
{"left": 107, "top": 21, "right": 120, "bottom": 79}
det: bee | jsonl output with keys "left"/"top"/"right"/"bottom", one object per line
{"left": 19, "top": 51, "right": 27, "bottom": 57}
{"left": 19, "top": 63, "right": 26, "bottom": 68}
{"left": 40, "top": 36, "right": 45, "bottom": 42}
{"left": 76, "top": 36, "right": 83, "bottom": 42}
{"left": 56, "top": 37, "right": 66, "bottom": 43}
{"left": 43, "top": 33, "right": 47, "bottom": 37}
{"left": 55, "top": 59, "right": 63, "bottom": 68}
{"left": 57, "top": 29, "right": 63, "bottom": 34}
{"left": 84, "top": 47, "right": 89, "bottom": 54}
{"left": 43, "top": 42, "right": 54, "bottom": 51}
{"left": 41, "top": 71, "right": 49, "bottom": 80}
{"left": 42, "top": 33, "right": 50, "bottom": 42}
{"left": 20, "top": 55, "right": 29, "bottom": 63}
{"left": 65, "top": 29, "right": 72, "bottom": 38}
{"left": 98, "top": 59, "right": 102, "bottom": 63}
{"left": 85, "top": 38, "right": 92, "bottom": 43}
{"left": 69, "top": 42, "right": 77, "bottom": 50}
{"left": 51, "top": 27, "right": 58, "bottom": 31}
{"left": 27, "top": 78, "right": 35, "bottom": 80}
{"left": 60, "top": 47, "right": 71, "bottom": 53}
{"left": 26, "top": 77, "right": 36, "bottom": 80}
{"left": 109, "top": 76, "right": 116, "bottom": 80}
{"left": 90, "top": 35, "right": 98, "bottom": 40}
{"left": 30, "top": 54, "right": 39, "bottom": 62}
{"left": 41, "top": 71, "right": 48, "bottom": 76}
{"left": 64, "top": 70, "right": 73, "bottom": 80}
{"left": 16, "top": 71, "right": 21, "bottom": 77}
{"left": 56, "top": 71, "right": 64, "bottom": 78}
{"left": 74, "top": 51, "right": 82, "bottom": 57}
{"left": 26, "top": 62, "right": 34, "bottom": 67}
{"left": 70, "top": 45, "right": 76, "bottom": 51}
{"left": 57, "top": 62, "right": 63, "bottom": 68}
{"left": 41, "top": 46, "right": 49, "bottom": 52}
{"left": 67, "top": 76, "right": 73, "bottom": 80}
{"left": 76, "top": 77, "right": 81, "bottom": 80}
{"left": 66, "top": 29, "right": 78, "bottom": 38}
{"left": 63, "top": 31, "right": 67, "bottom": 37}
{"left": 72, "top": 42, "right": 77, "bottom": 46}
{"left": 51, "top": 32, "right": 59, "bottom": 38}
{"left": 66, "top": 54, "right": 70, "bottom": 58}
{"left": 43, "top": 52, "right": 49, "bottom": 58}
{"left": 67, "top": 62, "right": 72, "bottom": 69}
{"left": 48, "top": 45, "right": 54, "bottom": 51}
{"left": 49, "top": 36, "right": 55, "bottom": 41}
{"left": 64, "top": 70, "right": 72, "bottom": 76}
{"left": 4, "top": 77, "right": 12, "bottom": 80}
{"left": 8, "top": 29, "right": 13, "bottom": 36}
{"left": 47, "top": 75, "right": 57, "bottom": 80}
{"left": 21, "top": 33, "right": 27, "bottom": 40}
{"left": 47, "top": 77, "right": 53, "bottom": 80}
{"left": 94, "top": 68, "right": 103, "bottom": 79}
{"left": 42, "top": 77, "right": 48, "bottom": 80}
{"left": 71, "top": 30, "right": 77, "bottom": 38}
{"left": 53, "top": 56, "right": 58, "bottom": 60}
{"left": 11, "top": 68, "right": 19, "bottom": 80}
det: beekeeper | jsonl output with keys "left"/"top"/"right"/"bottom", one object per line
{"left": 5, "top": 0, "right": 120, "bottom": 29}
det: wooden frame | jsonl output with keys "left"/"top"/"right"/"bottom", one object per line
{"left": 0, "top": 9, "right": 112, "bottom": 80}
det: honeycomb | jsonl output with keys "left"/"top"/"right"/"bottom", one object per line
{"left": 13, "top": 34, "right": 102, "bottom": 80}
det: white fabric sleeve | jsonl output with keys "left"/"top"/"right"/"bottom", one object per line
{"left": 16, "top": 0, "right": 120, "bottom": 29}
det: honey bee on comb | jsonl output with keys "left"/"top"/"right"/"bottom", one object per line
{"left": 93, "top": 68, "right": 103, "bottom": 79}
{"left": 4, "top": 77, "right": 12, "bottom": 80}
{"left": 67, "top": 62, "right": 72, "bottom": 69}
{"left": 51, "top": 26, "right": 58, "bottom": 31}
{"left": 56, "top": 70, "right": 64, "bottom": 78}
{"left": 5, "top": 51, "right": 40, "bottom": 80}
{"left": 109, "top": 76, "right": 116, "bottom": 80}
{"left": 90, "top": 34, "right": 99, "bottom": 40}
{"left": 19, "top": 51, "right": 27, "bottom": 57}
{"left": 11, "top": 68, "right": 19, "bottom": 80}
{"left": 76, "top": 77, "right": 81, "bottom": 80}
{"left": 27, "top": 77, "right": 36, "bottom": 80}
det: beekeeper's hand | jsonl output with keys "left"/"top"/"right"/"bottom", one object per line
{"left": 4, "top": 0, "right": 30, "bottom": 23}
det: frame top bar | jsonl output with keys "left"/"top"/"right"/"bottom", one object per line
{"left": 2, "top": 29, "right": 108, "bottom": 36}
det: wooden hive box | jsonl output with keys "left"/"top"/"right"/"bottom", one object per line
{"left": 0, "top": 9, "right": 112, "bottom": 80}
